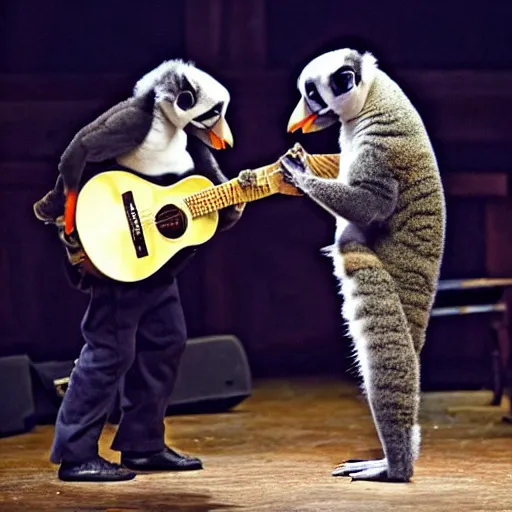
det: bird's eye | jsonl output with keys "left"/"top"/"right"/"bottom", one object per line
{"left": 193, "top": 102, "right": 224, "bottom": 123}
{"left": 177, "top": 90, "right": 196, "bottom": 110}
{"left": 330, "top": 68, "right": 355, "bottom": 96}
{"left": 304, "top": 81, "right": 327, "bottom": 109}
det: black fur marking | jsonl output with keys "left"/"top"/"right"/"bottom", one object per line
{"left": 193, "top": 102, "right": 224, "bottom": 123}
{"left": 177, "top": 90, "right": 196, "bottom": 110}
{"left": 330, "top": 66, "right": 356, "bottom": 96}
{"left": 305, "top": 80, "right": 327, "bottom": 110}
{"left": 181, "top": 75, "right": 197, "bottom": 96}
{"left": 141, "top": 90, "right": 156, "bottom": 113}
{"left": 344, "top": 51, "right": 363, "bottom": 84}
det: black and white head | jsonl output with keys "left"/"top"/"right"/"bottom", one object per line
{"left": 288, "top": 49, "right": 378, "bottom": 134}
{"left": 134, "top": 59, "right": 233, "bottom": 149}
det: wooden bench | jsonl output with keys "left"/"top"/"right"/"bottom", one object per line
{"left": 432, "top": 278, "right": 512, "bottom": 412}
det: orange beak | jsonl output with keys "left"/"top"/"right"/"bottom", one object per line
{"left": 287, "top": 97, "right": 318, "bottom": 134}
{"left": 288, "top": 113, "right": 318, "bottom": 134}
{"left": 208, "top": 116, "right": 234, "bottom": 150}
{"left": 209, "top": 130, "right": 227, "bottom": 150}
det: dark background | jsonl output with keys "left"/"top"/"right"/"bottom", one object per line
{"left": 1, "top": 0, "right": 511, "bottom": 389}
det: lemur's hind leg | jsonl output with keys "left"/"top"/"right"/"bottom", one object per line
{"left": 330, "top": 246, "right": 420, "bottom": 482}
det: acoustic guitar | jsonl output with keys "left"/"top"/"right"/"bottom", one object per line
{"left": 74, "top": 164, "right": 301, "bottom": 282}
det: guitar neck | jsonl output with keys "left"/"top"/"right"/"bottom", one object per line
{"left": 184, "top": 163, "right": 283, "bottom": 218}
{"left": 182, "top": 150, "right": 339, "bottom": 219}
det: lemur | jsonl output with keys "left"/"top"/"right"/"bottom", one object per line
{"left": 33, "top": 60, "right": 246, "bottom": 482}
{"left": 280, "top": 49, "right": 445, "bottom": 483}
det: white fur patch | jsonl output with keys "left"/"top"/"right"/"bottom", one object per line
{"left": 334, "top": 217, "right": 350, "bottom": 243}
{"left": 340, "top": 276, "right": 370, "bottom": 383}
{"left": 361, "top": 52, "right": 378, "bottom": 84}
{"left": 337, "top": 150, "right": 354, "bottom": 185}
{"left": 411, "top": 423, "right": 421, "bottom": 461}
{"left": 118, "top": 115, "right": 194, "bottom": 176}
{"left": 327, "top": 246, "right": 346, "bottom": 279}
{"left": 350, "top": 326, "right": 370, "bottom": 385}
{"left": 340, "top": 277, "right": 359, "bottom": 321}
{"left": 325, "top": 254, "right": 371, "bottom": 385}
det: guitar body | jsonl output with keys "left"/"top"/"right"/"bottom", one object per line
{"left": 75, "top": 171, "right": 219, "bottom": 282}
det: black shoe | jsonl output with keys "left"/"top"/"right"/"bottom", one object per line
{"left": 121, "top": 447, "right": 203, "bottom": 472}
{"left": 58, "top": 456, "right": 136, "bottom": 482}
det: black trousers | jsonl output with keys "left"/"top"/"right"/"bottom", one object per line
{"left": 50, "top": 276, "right": 187, "bottom": 464}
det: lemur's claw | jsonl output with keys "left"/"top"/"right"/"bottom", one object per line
{"left": 280, "top": 156, "right": 309, "bottom": 190}
{"left": 238, "top": 170, "right": 257, "bottom": 188}
{"left": 280, "top": 157, "right": 297, "bottom": 185}
{"left": 332, "top": 458, "right": 411, "bottom": 483}
{"left": 291, "top": 142, "right": 305, "bottom": 155}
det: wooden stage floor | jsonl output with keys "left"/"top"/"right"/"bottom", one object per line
{"left": 0, "top": 378, "right": 511, "bottom": 512}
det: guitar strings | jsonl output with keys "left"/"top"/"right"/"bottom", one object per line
{"left": 113, "top": 175, "right": 274, "bottom": 229}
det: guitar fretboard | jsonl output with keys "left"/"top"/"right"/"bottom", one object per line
{"left": 184, "top": 164, "right": 280, "bottom": 218}
{"left": 182, "top": 152, "right": 339, "bottom": 219}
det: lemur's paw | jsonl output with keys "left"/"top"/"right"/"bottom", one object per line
{"left": 282, "top": 142, "right": 306, "bottom": 160}
{"left": 332, "top": 458, "right": 410, "bottom": 483}
{"left": 279, "top": 153, "right": 311, "bottom": 190}
{"left": 238, "top": 170, "right": 257, "bottom": 188}
{"left": 282, "top": 145, "right": 309, "bottom": 171}
{"left": 332, "top": 458, "right": 386, "bottom": 477}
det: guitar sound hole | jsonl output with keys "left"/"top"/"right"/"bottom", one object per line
{"left": 155, "top": 205, "right": 188, "bottom": 239}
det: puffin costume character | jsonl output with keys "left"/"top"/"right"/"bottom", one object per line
{"left": 33, "top": 59, "right": 244, "bottom": 482}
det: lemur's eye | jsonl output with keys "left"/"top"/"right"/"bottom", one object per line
{"left": 177, "top": 90, "right": 196, "bottom": 110}
{"left": 305, "top": 80, "right": 327, "bottom": 109}
{"left": 330, "top": 68, "right": 355, "bottom": 96}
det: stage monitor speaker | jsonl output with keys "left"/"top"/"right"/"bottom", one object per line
{"left": 108, "top": 334, "right": 252, "bottom": 421}
{"left": 30, "top": 334, "right": 252, "bottom": 425}
{"left": 166, "top": 334, "right": 252, "bottom": 414}
{"left": 30, "top": 360, "right": 74, "bottom": 424}
{"left": 0, "top": 355, "right": 36, "bottom": 437}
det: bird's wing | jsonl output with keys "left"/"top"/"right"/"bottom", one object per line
{"left": 58, "top": 91, "right": 155, "bottom": 189}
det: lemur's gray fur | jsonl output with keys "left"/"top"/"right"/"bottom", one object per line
{"left": 281, "top": 49, "right": 445, "bottom": 482}
{"left": 34, "top": 59, "right": 242, "bottom": 233}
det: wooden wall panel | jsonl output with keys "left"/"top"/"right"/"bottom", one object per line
{"left": 185, "top": 0, "right": 267, "bottom": 71}
{"left": 0, "top": 101, "right": 107, "bottom": 162}
{"left": 0, "top": 0, "right": 511, "bottom": 384}
{"left": 1, "top": 70, "right": 510, "bottom": 168}
{"left": 266, "top": 1, "right": 512, "bottom": 71}
{"left": 486, "top": 201, "right": 512, "bottom": 277}
{"left": 0, "top": 69, "right": 510, "bottom": 380}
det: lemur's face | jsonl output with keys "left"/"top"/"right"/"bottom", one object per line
{"left": 288, "top": 49, "right": 377, "bottom": 134}
{"left": 143, "top": 61, "right": 233, "bottom": 149}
